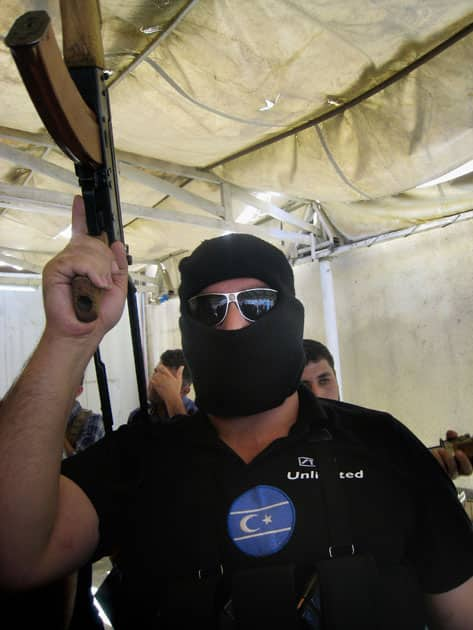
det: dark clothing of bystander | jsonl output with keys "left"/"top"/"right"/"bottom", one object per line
{"left": 127, "top": 395, "right": 198, "bottom": 425}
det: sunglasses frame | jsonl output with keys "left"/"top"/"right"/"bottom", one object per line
{"left": 188, "top": 287, "right": 278, "bottom": 326}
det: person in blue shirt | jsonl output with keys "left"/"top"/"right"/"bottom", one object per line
{"left": 64, "top": 377, "right": 105, "bottom": 456}
{"left": 128, "top": 348, "right": 197, "bottom": 424}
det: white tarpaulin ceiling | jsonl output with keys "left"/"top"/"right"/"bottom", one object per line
{"left": 0, "top": 0, "right": 473, "bottom": 289}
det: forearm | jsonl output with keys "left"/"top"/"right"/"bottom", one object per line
{"left": 0, "top": 329, "right": 98, "bottom": 584}
{"left": 165, "top": 393, "right": 187, "bottom": 417}
{"left": 64, "top": 436, "right": 75, "bottom": 457}
{"left": 426, "top": 576, "right": 473, "bottom": 629}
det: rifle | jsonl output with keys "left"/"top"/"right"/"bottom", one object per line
{"left": 5, "top": 1, "right": 148, "bottom": 431}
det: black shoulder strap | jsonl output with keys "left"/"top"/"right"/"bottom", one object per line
{"left": 310, "top": 428, "right": 355, "bottom": 554}
{"left": 230, "top": 564, "right": 297, "bottom": 629}
{"left": 310, "top": 429, "right": 382, "bottom": 629}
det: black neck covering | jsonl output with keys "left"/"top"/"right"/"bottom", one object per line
{"left": 178, "top": 234, "right": 305, "bottom": 417}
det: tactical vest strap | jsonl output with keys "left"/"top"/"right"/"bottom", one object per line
{"left": 310, "top": 429, "right": 382, "bottom": 629}
{"left": 309, "top": 429, "right": 353, "bottom": 551}
{"left": 317, "top": 554, "right": 380, "bottom": 628}
{"left": 164, "top": 572, "right": 223, "bottom": 629}
{"left": 230, "top": 564, "right": 297, "bottom": 630}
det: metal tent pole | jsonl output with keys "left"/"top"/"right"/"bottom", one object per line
{"left": 319, "top": 258, "right": 343, "bottom": 400}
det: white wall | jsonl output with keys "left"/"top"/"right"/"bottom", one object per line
{"left": 295, "top": 217, "right": 473, "bottom": 490}
{"left": 144, "top": 295, "right": 182, "bottom": 375}
{"left": 0, "top": 289, "right": 140, "bottom": 428}
{"left": 0, "top": 289, "right": 44, "bottom": 397}
{"left": 83, "top": 298, "right": 142, "bottom": 427}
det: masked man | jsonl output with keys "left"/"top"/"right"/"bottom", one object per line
{"left": 1, "top": 197, "right": 473, "bottom": 629}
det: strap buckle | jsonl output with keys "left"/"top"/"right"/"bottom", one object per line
{"left": 328, "top": 544, "right": 355, "bottom": 559}
{"left": 197, "top": 563, "right": 224, "bottom": 580}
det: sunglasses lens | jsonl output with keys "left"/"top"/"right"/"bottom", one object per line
{"left": 188, "top": 294, "right": 228, "bottom": 326}
{"left": 188, "top": 289, "right": 278, "bottom": 326}
{"left": 238, "top": 289, "right": 278, "bottom": 321}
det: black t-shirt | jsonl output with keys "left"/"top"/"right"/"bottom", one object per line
{"left": 62, "top": 386, "right": 473, "bottom": 628}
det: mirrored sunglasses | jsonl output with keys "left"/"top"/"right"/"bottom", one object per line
{"left": 188, "top": 288, "right": 278, "bottom": 327}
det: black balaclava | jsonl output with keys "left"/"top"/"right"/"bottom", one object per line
{"left": 178, "top": 233, "right": 305, "bottom": 417}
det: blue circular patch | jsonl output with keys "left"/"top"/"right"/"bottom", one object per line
{"left": 227, "top": 485, "right": 296, "bottom": 557}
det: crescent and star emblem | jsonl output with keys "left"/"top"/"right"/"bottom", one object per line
{"left": 240, "top": 514, "right": 259, "bottom": 533}
{"left": 228, "top": 486, "right": 295, "bottom": 556}
{"left": 240, "top": 513, "right": 273, "bottom": 533}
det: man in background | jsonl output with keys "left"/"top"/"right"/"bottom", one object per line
{"left": 128, "top": 348, "right": 197, "bottom": 424}
{"left": 302, "top": 338, "right": 473, "bottom": 480}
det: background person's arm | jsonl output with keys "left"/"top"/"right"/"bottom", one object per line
{"left": 430, "top": 431, "right": 473, "bottom": 479}
{"left": 64, "top": 435, "right": 76, "bottom": 457}
{"left": 151, "top": 364, "right": 188, "bottom": 417}
{"left": 431, "top": 447, "right": 473, "bottom": 479}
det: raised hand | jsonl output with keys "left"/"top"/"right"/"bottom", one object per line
{"left": 42, "top": 195, "right": 128, "bottom": 341}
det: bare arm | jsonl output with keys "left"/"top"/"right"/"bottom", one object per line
{"left": 151, "top": 364, "right": 187, "bottom": 417}
{"left": 0, "top": 196, "right": 128, "bottom": 588}
{"left": 426, "top": 576, "right": 473, "bottom": 629}
{"left": 64, "top": 436, "right": 76, "bottom": 457}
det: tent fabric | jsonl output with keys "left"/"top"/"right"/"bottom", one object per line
{"left": 0, "top": 0, "right": 472, "bottom": 273}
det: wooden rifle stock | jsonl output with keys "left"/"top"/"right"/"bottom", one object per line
{"left": 6, "top": 3, "right": 123, "bottom": 322}
{"left": 6, "top": 1, "right": 149, "bottom": 427}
